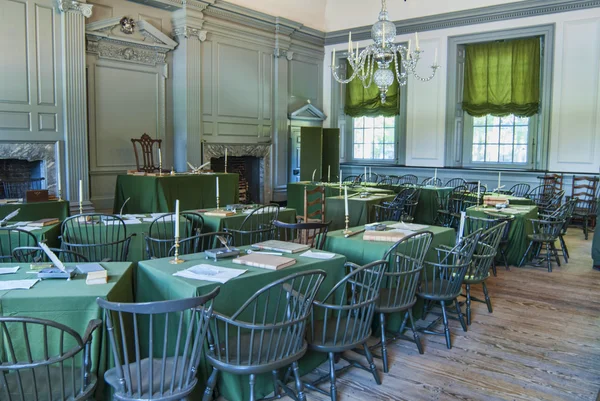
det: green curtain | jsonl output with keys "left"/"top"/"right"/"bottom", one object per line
{"left": 344, "top": 60, "right": 400, "bottom": 117}
{"left": 463, "top": 37, "right": 540, "bottom": 117}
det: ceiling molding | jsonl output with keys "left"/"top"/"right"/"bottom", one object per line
{"left": 325, "top": 0, "right": 600, "bottom": 45}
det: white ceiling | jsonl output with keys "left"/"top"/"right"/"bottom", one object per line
{"left": 224, "top": 0, "right": 526, "bottom": 32}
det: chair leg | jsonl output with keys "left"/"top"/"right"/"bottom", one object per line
{"left": 398, "top": 309, "right": 410, "bottom": 335}
{"left": 584, "top": 219, "right": 589, "bottom": 240}
{"left": 455, "top": 298, "right": 467, "bottom": 332}
{"left": 362, "top": 343, "right": 381, "bottom": 385}
{"left": 545, "top": 243, "right": 552, "bottom": 272}
{"left": 272, "top": 370, "right": 280, "bottom": 399}
{"left": 379, "top": 313, "right": 389, "bottom": 373}
{"left": 501, "top": 248, "right": 510, "bottom": 271}
{"left": 440, "top": 300, "right": 452, "bottom": 349}
{"left": 491, "top": 260, "right": 497, "bottom": 277}
{"left": 482, "top": 282, "right": 493, "bottom": 313}
{"left": 291, "top": 361, "right": 306, "bottom": 401}
{"left": 551, "top": 242, "right": 561, "bottom": 267}
{"left": 202, "top": 368, "right": 219, "bottom": 401}
{"left": 249, "top": 374, "right": 256, "bottom": 401}
{"left": 561, "top": 235, "right": 570, "bottom": 260}
{"left": 465, "top": 284, "right": 472, "bottom": 326}
{"left": 408, "top": 309, "right": 424, "bottom": 354}
{"left": 328, "top": 352, "right": 338, "bottom": 401}
{"left": 519, "top": 241, "right": 534, "bottom": 267}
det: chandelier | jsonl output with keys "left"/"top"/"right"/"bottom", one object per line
{"left": 331, "top": 0, "right": 440, "bottom": 104}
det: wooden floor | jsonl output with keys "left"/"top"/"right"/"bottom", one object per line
{"left": 271, "top": 229, "right": 600, "bottom": 401}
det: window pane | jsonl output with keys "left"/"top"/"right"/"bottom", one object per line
{"left": 354, "top": 144, "right": 363, "bottom": 159}
{"left": 373, "top": 144, "right": 383, "bottom": 159}
{"left": 384, "top": 117, "right": 395, "bottom": 126}
{"left": 473, "top": 116, "right": 486, "bottom": 126}
{"left": 354, "top": 117, "right": 364, "bottom": 128}
{"left": 364, "top": 117, "right": 373, "bottom": 129}
{"left": 514, "top": 145, "right": 527, "bottom": 163}
{"left": 364, "top": 130, "right": 374, "bottom": 144}
{"left": 384, "top": 128, "right": 394, "bottom": 143}
{"left": 515, "top": 116, "right": 529, "bottom": 125}
{"left": 374, "top": 128, "right": 384, "bottom": 144}
{"left": 384, "top": 144, "right": 394, "bottom": 160}
{"left": 499, "top": 145, "right": 513, "bottom": 162}
{"left": 500, "top": 127, "right": 513, "bottom": 144}
{"left": 472, "top": 144, "right": 485, "bottom": 162}
{"left": 488, "top": 115, "right": 500, "bottom": 126}
{"left": 500, "top": 115, "right": 515, "bottom": 125}
{"left": 354, "top": 129, "right": 363, "bottom": 143}
{"left": 486, "top": 126, "right": 500, "bottom": 143}
{"left": 373, "top": 116, "right": 384, "bottom": 127}
{"left": 363, "top": 144, "right": 373, "bottom": 159}
{"left": 515, "top": 126, "right": 528, "bottom": 144}
{"left": 485, "top": 145, "right": 499, "bottom": 162}
{"left": 473, "top": 127, "right": 485, "bottom": 143}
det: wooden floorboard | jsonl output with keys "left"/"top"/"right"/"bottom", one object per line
{"left": 218, "top": 229, "right": 600, "bottom": 400}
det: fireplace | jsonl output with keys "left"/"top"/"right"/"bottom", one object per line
{"left": 203, "top": 144, "right": 271, "bottom": 204}
{"left": 0, "top": 159, "right": 45, "bottom": 198}
{"left": 0, "top": 142, "right": 58, "bottom": 198}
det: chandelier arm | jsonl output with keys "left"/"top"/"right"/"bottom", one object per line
{"left": 411, "top": 66, "right": 440, "bottom": 82}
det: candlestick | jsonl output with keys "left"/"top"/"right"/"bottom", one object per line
{"left": 174, "top": 199, "right": 180, "bottom": 237}
{"left": 477, "top": 181, "right": 481, "bottom": 206}
{"left": 169, "top": 236, "right": 184, "bottom": 264}
{"left": 343, "top": 215, "right": 351, "bottom": 235}
{"left": 170, "top": 166, "right": 175, "bottom": 176}
{"left": 57, "top": 144, "right": 62, "bottom": 199}
{"left": 215, "top": 177, "right": 221, "bottom": 210}
{"left": 434, "top": 168, "right": 437, "bottom": 183}
{"left": 158, "top": 148, "right": 162, "bottom": 176}
{"left": 224, "top": 148, "right": 228, "bottom": 173}
{"left": 498, "top": 172, "right": 501, "bottom": 190}
{"left": 328, "top": 165, "right": 331, "bottom": 183}
{"left": 79, "top": 179, "right": 83, "bottom": 215}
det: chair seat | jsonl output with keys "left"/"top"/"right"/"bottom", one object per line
{"left": 418, "top": 280, "right": 462, "bottom": 301}
{"left": 104, "top": 357, "right": 195, "bottom": 399}
{"left": 375, "top": 289, "right": 416, "bottom": 313}
{"left": 1, "top": 366, "right": 96, "bottom": 401}
{"left": 307, "top": 316, "right": 371, "bottom": 353}
{"left": 527, "top": 234, "right": 558, "bottom": 242}
{"left": 463, "top": 271, "right": 491, "bottom": 284}
{"left": 205, "top": 330, "right": 307, "bottom": 374}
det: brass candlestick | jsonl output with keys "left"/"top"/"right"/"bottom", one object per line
{"left": 169, "top": 236, "right": 184, "bottom": 264}
{"left": 57, "top": 189, "right": 62, "bottom": 202}
{"left": 343, "top": 214, "right": 351, "bottom": 235}
{"left": 79, "top": 201, "right": 83, "bottom": 215}
{"left": 224, "top": 160, "right": 228, "bottom": 174}
{"left": 158, "top": 160, "right": 163, "bottom": 176}
{"left": 170, "top": 166, "right": 175, "bottom": 176}
{"left": 215, "top": 195, "right": 221, "bottom": 211}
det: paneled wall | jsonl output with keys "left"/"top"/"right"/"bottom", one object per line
{"left": 0, "top": 0, "right": 62, "bottom": 142}
{"left": 324, "top": 5, "right": 600, "bottom": 175}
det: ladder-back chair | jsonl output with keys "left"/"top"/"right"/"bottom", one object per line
{"left": 131, "top": 133, "right": 161, "bottom": 173}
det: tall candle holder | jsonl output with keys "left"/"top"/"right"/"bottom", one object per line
{"left": 169, "top": 236, "right": 184, "bottom": 264}
{"left": 158, "top": 159, "right": 163, "bottom": 176}
{"left": 215, "top": 195, "right": 221, "bottom": 211}
{"left": 343, "top": 214, "right": 351, "bottom": 235}
{"left": 57, "top": 189, "right": 62, "bottom": 202}
{"left": 224, "top": 160, "right": 228, "bottom": 174}
{"left": 79, "top": 201, "right": 83, "bottom": 215}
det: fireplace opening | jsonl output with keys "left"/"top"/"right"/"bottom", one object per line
{"left": 211, "top": 156, "right": 260, "bottom": 204}
{"left": 0, "top": 159, "right": 45, "bottom": 198}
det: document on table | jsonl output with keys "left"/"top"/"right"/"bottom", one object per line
{"left": 388, "top": 222, "right": 429, "bottom": 231}
{"left": 16, "top": 226, "right": 42, "bottom": 232}
{"left": 103, "top": 219, "right": 142, "bottom": 225}
{"left": 173, "top": 264, "right": 246, "bottom": 283}
{"left": 0, "top": 279, "right": 39, "bottom": 290}
{"left": 0, "top": 266, "right": 19, "bottom": 275}
{"left": 300, "top": 250, "right": 336, "bottom": 260}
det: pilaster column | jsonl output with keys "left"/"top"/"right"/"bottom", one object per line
{"left": 172, "top": 8, "right": 207, "bottom": 171}
{"left": 57, "top": 0, "right": 92, "bottom": 204}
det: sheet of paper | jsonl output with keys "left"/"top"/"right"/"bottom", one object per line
{"left": 0, "top": 266, "right": 20, "bottom": 275}
{"left": 300, "top": 250, "right": 336, "bottom": 260}
{"left": 173, "top": 264, "right": 246, "bottom": 283}
{"left": 121, "top": 214, "right": 147, "bottom": 219}
{"left": 150, "top": 213, "right": 170, "bottom": 219}
{"left": 0, "top": 279, "right": 39, "bottom": 290}
{"left": 103, "top": 219, "right": 142, "bottom": 225}
{"left": 18, "top": 226, "right": 42, "bottom": 232}
{"left": 76, "top": 263, "right": 105, "bottom": 274}
{"left": 388, "top": 222, "right": 429, "bottom": 231}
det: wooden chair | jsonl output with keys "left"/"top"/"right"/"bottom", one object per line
{"left": 143, "top": 212, "right": 205, "bottom": 259}
{"left": 508, "top": 183, "right": 530, "bottom": 198}
{"left": 225, "top": 205, "right": 279, "bottom": 246}
{"left": 12, "top": 246, "right": 89, "bottom": 263}
{"left": 422, "top": 177, "right": 442, "bottom": 187}
{"left": 0, "top": 316, "right": 102, "bottom": 400}
{"left": 445, "top": 178, "right": 466, "bottom": 188}
{"left": 273, "top": 220, "right": 330, "bottom": 250}
{"left": 0, "top": 227, "right": 38, "bottom": 262}
{"left": 519, "top": 218, "right": 565, "bottom": 272}
{"left": 98, "top": 289, "right": 220, "bottom": 401}
{"left": 203, "top": 271, "right": 327, "bottom": 401}
{"left": 131, "top": 133, "right": 161, "bottom": 173}
{"left": 397, "top": 174, "right": 418, "bottom": 185}
{"left": 299, "top": 185, "right": 325, "bottom": 223}
{"left": 569, "top": 175, "right": 599, "bottom": 239}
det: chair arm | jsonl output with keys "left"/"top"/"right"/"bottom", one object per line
{"left": 82, "top": 319, "right": 103, "bottom": 345}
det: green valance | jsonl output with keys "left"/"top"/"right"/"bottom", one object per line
{"left": 344, "top": 60, "right": 400, "bottom": 117}
{"left": 463, "top": 37, "right": 541, "bottom": 117}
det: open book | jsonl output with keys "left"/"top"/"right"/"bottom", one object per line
{"left": 251, "top": 240, "right": 310, "bottom": 254}
{"left": 232, "top": 253, "right": 296, "bottom": 270}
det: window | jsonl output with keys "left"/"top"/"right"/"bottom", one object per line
{"left": 466, "top": 114, "right": 534, "bottom": 166}
{"left": 352, "top": 116, "right": 395, "bottom": 160}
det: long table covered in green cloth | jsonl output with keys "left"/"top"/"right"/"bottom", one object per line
{"left": 0, "top": 222, "right": 62, "bottom": 249}
{"left": 466, "top": 204, "right": 538, "bottom": 266}
{"left": 136, "top": 249, "right": 347, "bottom": 401}
{"left": 0, "top": 200, "right": 70, "bottom": 221}
{"left": 413, "top": 186, "right": 453, "bottom": 225}
{"left": 287, "top": 181, "right": 394, "bottom": 216}
{"left": 0, "top": 262, "right": 134, "bottom": 400}
{"left": 323, "top": 222, "right": 456, "bottom": 329}
{"left": 113, "top": 173, "right": 239, "bottom": 214}
{"left": 201, "top": 207, "right": 297, "bottom": 232}
{"left": 326, "top": 193, "right": 396, "bottom": 230}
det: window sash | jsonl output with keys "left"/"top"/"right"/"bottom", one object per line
{"left": 351, "top": 116, "right": 397, "bottom": 162}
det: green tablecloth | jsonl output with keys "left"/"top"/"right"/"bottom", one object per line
{"left": 0, "top": 262, "right": 134, "bottom": 400}
{"left": 0, "top": 222, "right": 61, "bottom": 250}
{"left": 201, "top": 207, "right": 297, "bottom": 232}
{"left": 287, "top": 182, "right": 394, "bottom": 216}
{"left": 0, "top": 200, "right": 70, "bottom": 221}
{"left": 467, "top": 205, "right": 538, "bottom": 266}
{"left": 413, "top": 186, "right": 453, "bottom": 225}
{"left": 113, "top": 173, "right": 239, "bottom": 214}
{"left": 326, "top": 194, "right": 396, "bottom": 231}
{"left": 136, "top": 250, "right": 347, "bottom": 401}
{"left": 323, "top": 222, "right": 455, "bottom": 330}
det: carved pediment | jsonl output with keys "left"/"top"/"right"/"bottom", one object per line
{"left": 86, "top": 17, "right": 177, "bottom": 66}
{"left": 289, "top": 101, "right": 327, "bottom": 122}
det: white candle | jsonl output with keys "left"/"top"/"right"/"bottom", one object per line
{"left": 344, "top": 186, "right": 349, "bottom": 216}
{"left": 408, "top": 39, "right": 412, "bottom": 56}
{"left": 79, "top": 179, "right": 83, "bottom": 204}
{"left": 364, "top": 167, "right": 367, "bottom": 180}
{"left": 415, "top": 32, "right": 420, "bottom": 50}
{"left": 158, "top": 148, "right": 162, "bottom": 168}
{"left": 312, "top": 169, "right": 317, "bottom": 182}
{"left": 477, "top": 180, "right": 481, "bottom": 201}
{"left": 332, "top": 49, "right": 336, "bottom": 68}
{"left": 216, "top": 176, "right": 219, "bottom": 198}
{"left": 458, "top": 211, "right": 466, "bottom": 241}
{"left": 57, "top": 145, "right": 61, "bottom": 196}
{"left": 434, "top": 168, "right": 437, "bottom": 182}
{"left": 225, "top": 148, "right": 228, "bottom": 166}
{"left": 339, "top": 169, "right": 342, "bottom": 188}
{"left": 369, "top": 167, "right": 372, "bottom": 179}
{"left": 348, "top": 32, "right": 352, "bottom": 54}
{"left": 498, "top": 172, "right": 501, "bottom": 190}
{"left": 328, "top": 165, "right": 331, "bottom": 182}
{"left": 174, "top": 199, "right": 180, "bottom": 237}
